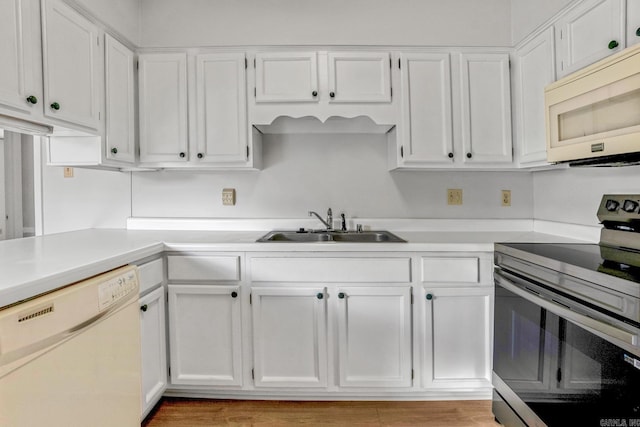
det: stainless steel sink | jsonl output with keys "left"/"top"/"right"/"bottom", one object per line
{"left": 256, "top": 230, "right": 407, "bottom": 243}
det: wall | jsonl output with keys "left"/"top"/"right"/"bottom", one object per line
{"left": 74, "top": 0, "right": 141, "bottom": 45}
{"left": 132, "top": 134, "right": 533, "bottom": 219}
{"left": 41, "top": 164, "right": 131, "bottom": 234}
{"left": 510, "top": 0, "right": 574, "bottom": 45}
{"left": 140, "top": 0, "right": 511, "bottom": 47}
{"left": 533, "top": 166, "right": 640, "bottom": 227}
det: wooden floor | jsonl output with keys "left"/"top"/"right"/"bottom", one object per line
{"left": 142, "top": 398, "right": 500, "bottom": 426}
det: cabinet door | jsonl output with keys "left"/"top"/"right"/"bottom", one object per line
{"left": 398, "top": 53, "right": 453, "bottom": 164}
{"left": 514, "top": 28, "right": 556, "bottom": 166}
{"left": 168, "top": 285, "right": 242, "bottom": 386}
{"left": 195, "top": 53, "right": 248, "bottom": 164}
{"left": 327, "top": 52, "right": 392, "bottom": 103}
{"left": 0, "top": 0, "right": 42, "bottom": 118}
{"left": 255, "top": 52, "right": 318, "bottom": 103}
{"left": 555, "top": 0, "right": 624, "bottom": 78}
{"left": 139, "top": 53, "right": 189, "bottom": 163}
{"left": 41, "top": 0, "right": 101, "bottom": 131}
{"left": 460, "top": 53, "right": 512, "bottom": 164}
{"left": 336, "top": 286, "right": 412, "bottom": 388}
{"left": 105, "top": 35, "right": 135, "bottom": 164}
{"left": 627, "top": 0, "right": 640, "bottom": 47}
{"left": 423, "top": 287, "right": 492, "bottom": 389}
{"left": 139, "top": 287, "right": 167, "bottom": 417}
{"left": 251, "top": 287, "right": 327, "bottom": 388}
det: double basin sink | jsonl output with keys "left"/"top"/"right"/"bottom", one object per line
{"left": 256, "top": 230, "right": 407, "bottom": 243}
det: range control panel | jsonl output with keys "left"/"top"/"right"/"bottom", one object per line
{"left": 597, "top": 194, "right": 640, "bottom": 224}
{"left": 98, "top": 267, "right": 138, "bottom": 312}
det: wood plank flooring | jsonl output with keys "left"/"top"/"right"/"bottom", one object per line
{"left": 142, "top": 398, "right": 500, "bottom": 426}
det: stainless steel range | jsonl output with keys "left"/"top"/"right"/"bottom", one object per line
{"left": 493, "top": 194, "right": 640, "bottom": 427}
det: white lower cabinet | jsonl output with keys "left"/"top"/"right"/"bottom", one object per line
{"left": 336, "top": 286, "right": 412, "bottom": 388}
{"left": 251, "top": 287, "right": 328, "bottom": 388}
{"left": 168, "top": 284, "right": 243, "bottom": 386}
{"left": 422, "top": 287, "right": 493, "bottom": 389}
{"left": 139, "top": 286, "right": 167, "bottom": 418}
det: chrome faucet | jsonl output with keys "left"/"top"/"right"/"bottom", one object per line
{"left": 309, "top": 208, "right": 333, "bottom": 231}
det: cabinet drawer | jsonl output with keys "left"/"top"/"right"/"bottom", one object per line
{"left": 138, "top": 258, "right": 164, "bottom": 294}
{"left": 250, "top": 257, "right": 411, "bottom": 283}
{"left": 168, "top": 255, "right": 241, "bottom": 282}
{"left": 421, "top": 256, "right": 489, "bottom": 284}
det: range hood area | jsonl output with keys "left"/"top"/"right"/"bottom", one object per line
{"left": 253, "top": 116, "right": 395, "bottom": 135}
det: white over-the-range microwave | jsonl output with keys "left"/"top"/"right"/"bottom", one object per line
{"left": 545, "top": 43, "right": 640, "bottom": 166}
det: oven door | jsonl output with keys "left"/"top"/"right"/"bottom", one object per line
{"left": 493, "top": 269, "right": 640, "bottom": 426}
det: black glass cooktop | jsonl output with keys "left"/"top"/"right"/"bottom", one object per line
{"left": 497, "top": 242, "right": 640, "bottom": 285}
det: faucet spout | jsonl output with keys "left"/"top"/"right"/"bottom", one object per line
{"left": 308, "top": 209, "right": 333, "bottom": 231}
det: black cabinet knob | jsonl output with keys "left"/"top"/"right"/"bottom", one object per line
{"left": 329, "top": 92, "right": 335, "bottom": 98}
{"left": 426, "top": 294, "right": 433, "bottom": 301}
{"left": 179, "top": 152, "right": 186, "bottom": 158}
{"left": 50, "top": 102, "right": 60, "bottom": 110}
{"left": 608, "top": 40, "right": 619, "bottom": 49}
{"left": 466, "top": 152, "right": 472, "bottom": 159}
{"left": 448, "top": 152, "right": 454, "bottom": 159}
{"left": 197, "top": 153, "right": 204, "bottom": 159}
{"left": 111, "top": 147, "right": 118, "bottom": 154}
{"left": 338, "top": 292, "right": 345, "bottom": 299}
{"left": 312, "top": 91, "right": 318, "bottom": 97}
{"left": 317, "top": 293, "right": 324, "bottom": 300}
{"left": 140, "top": 304, "right": 148, "bottom": 312}
{"left": 26, "top": 95, "right": 38, "bottom": 104}
{"left": 636, "top": 27, "right": 640, "bottom": 37}
{"left": 231, "top": 291, "right": 238, "bottom": 298}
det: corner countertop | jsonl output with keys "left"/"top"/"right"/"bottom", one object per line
{"left": 0, "top": 226, "right": 593, "bottom": 308}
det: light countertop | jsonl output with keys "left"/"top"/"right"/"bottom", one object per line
{"left": 0, "top": 227, "right": 592, "bottom": 308}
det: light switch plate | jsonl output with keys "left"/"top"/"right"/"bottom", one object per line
{"left": 222, "top": 188, "right": 236, "bottom": 206}
{"left": 447, "top": 189, "right": 462, "bottom": 205}
{"left": 502, "top": 190, "right": 511, "bottom": 207}
{"left": 63, "top": 167, "right": 74, "bottom": 178}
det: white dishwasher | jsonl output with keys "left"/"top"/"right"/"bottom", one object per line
{"left": 0, "top": 265, "right": 142, "bottom": 427}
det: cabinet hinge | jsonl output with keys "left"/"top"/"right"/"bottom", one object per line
{"left": 246, "top": 145, "right": 250, "bottom": 160}
{"left": 254, "top": 58, "right": 256, "bottom": 68}
{"left": 411, "top": 369, "right": 414, "bottom": 379}
{"left": 136, "top": 60, "right": 139, "bottom": 70}
{"left": 249, "top": 293, "right": 252, "bottom": 304}
{"left": 398, "top": 58, "right": 401, "bottom": 69}
{"left": 252, "top": 368, "right": 255, "bottom": 379}
{"left": 98, "top": 111, "right": 101, "bottom": 120}
{"left": 400, "top": 146, "right": 404, "bottom": 158}
{"left": 245, "top": 57, "right": 248, "bottom": 69}
{"left": 390, "top": 87, "right": 392, "bottom": 98}
{"left": 168, "top": 366, "right": 171, "bottom": 377}
{"left": 410, "top": 293, "right": 413, "bottom": 304}
{"left": 254, "top": 87, "right": 256, "bottom": 97}
{"left": 556, "top": 367, "right": 562, "bottom": 382}
{"left": 389, "top": 57, "right": 392, "bottom": 69}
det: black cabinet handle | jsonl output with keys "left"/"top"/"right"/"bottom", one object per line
{"left": 140, "top": 304, "right": 148, "bottom": 312}
{"left": 179, "top": 152, "right": 186, "bottom": 158}
{"left": 448, "top": 152, "right": 454, "bottom": 159}
{"left": 426, "top": 294, "right": 433, "bottom": 301}
{"left": 111, "top": 147, "right": 118, "bottom": 154}
{"left": 608, "top": 40, "right": 619, "bottom": 49}
{"left": 338, "top": 292, "right": 345, "bottom": 299}
{"left": 50, "top": 102, "right": 60, "bottom": 110}
{"left": 636, "top": 27, "right": 640, "bottom": 37}
{"left": 466, "top": 152, "right": 472, "bottom": 159}
{"left": 329, "top": 92, "right": 335, "bottom": 98}
{"left": 231, "top": 291, "right": 238, "bottom": 298}
{"left": 317, "top": 292, "right": 324, "bottom": 300}
{"left": 197, "top": 153, "right": 204, "bottom": 159}
{"left": 312, "top": 90, "right": 318, "bottom": 97}
{"left": 26, "top": 95, "right": 38, "bottom": 104}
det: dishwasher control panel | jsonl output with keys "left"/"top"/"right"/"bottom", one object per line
{"left": 98, "top": 267, "right": 138, "bottom": 312}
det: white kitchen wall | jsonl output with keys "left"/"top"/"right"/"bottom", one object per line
{"left": 510, "top": 0, "right": 575, "bottom": 45}
{"left": 41, "top": 163, "right": 131, "bottom": 234}
{"left": 74, "top": 0, "right": 140, "bottom": 45}
{"left": 132, "top": 134, "right": 533, "bottom": 219}
{"left": 140, "top": 0, "right": 511, "bottom": 47}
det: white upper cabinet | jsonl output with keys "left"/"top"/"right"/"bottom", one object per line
{"left": 41, "top": 0, "right": 102, "bottom": 132}
{"left": 105, "top": 35, "right": 135, "bottom": 164}
{"left": 255, "top": 52, "right": 318, "bottom": 103}
{"left": 555, "top": 0, "right": 625, "bottom": 78}
{"left": 397, "top": 53, "right": 453, "bottom": 165}
{"left": 327, "top": 52, "right": 392, "bottom": 103}
{"left": 138, "top": 53, "right": 189, "bottom": 163}
{"left": 627, "top": 0, "right": 640, "bottom": 47}
{"left": 195, "top": 53, "right": 248, "bottom": 165}
{"left": 513, "top": 28, "right": 556, "bottom": 166}
{"left": 459, "top": 53, "right": 512, "bottom": 164}
{"left": 0, "top": 0, "right": 43, "bottom": 120}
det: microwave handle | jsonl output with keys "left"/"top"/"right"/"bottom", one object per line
{"left": 495, "top": 271, "right": 638, "bottom": 347}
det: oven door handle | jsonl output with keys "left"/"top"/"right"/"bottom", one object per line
{"left": 496, "top": 271, "right": 639, "bottom": 347}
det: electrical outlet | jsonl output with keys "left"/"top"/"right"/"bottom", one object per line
{"left": 447, "top": 189, "right": 463, "bottom": 205}
{"left": 502, "top": 190, "right": 511, "bottom": 207}
{"left": 63, "top": 167, "right": 74, "bottom": 178}
{"left": 222, "top": 188, "right": 236, "bottom": 206}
